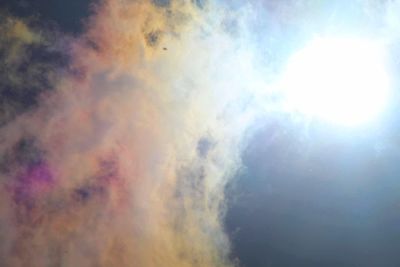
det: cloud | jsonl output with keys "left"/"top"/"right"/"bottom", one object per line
{"left": 0, "top": 1, "right": 261, "bottom": 266}
{"left": 0, "top": 11, "right": 67, "bottom": 126}
{"left": 1, "top": 0, "right": 399, "bottom": 266}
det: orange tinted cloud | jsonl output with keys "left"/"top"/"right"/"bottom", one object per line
{"left": 0, "top": 1, "right": 267, "bottom": 266}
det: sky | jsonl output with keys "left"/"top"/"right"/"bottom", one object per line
{"left": 1, "top": 1, "right": 400, "bottom": 267}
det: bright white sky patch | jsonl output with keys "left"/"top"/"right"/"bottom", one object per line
{"left": 280, "top": 37, "right": 391, "bottom": 126}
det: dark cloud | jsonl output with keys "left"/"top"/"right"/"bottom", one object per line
{"left": 144, "top": 30, "right": 162, "bottom": 47}
{"left": 153, "top": 0, "right": 170, "bottom": 8}
{"left": 0, "top": 0, "right": 95, "bottom": 34}
{"left": 0, "top": 13, "right": 68, "bottom": 126}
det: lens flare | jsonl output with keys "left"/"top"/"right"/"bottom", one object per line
{"left": 281, "top": 37, "right": 391, "bottom": 126}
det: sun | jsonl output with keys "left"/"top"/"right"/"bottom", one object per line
{"left": 280, "top": 37, "right": 391, "bottom": 127}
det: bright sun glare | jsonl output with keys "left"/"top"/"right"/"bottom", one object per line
{"left": 281, "top": 37, "right": 391, "bottom": 126}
